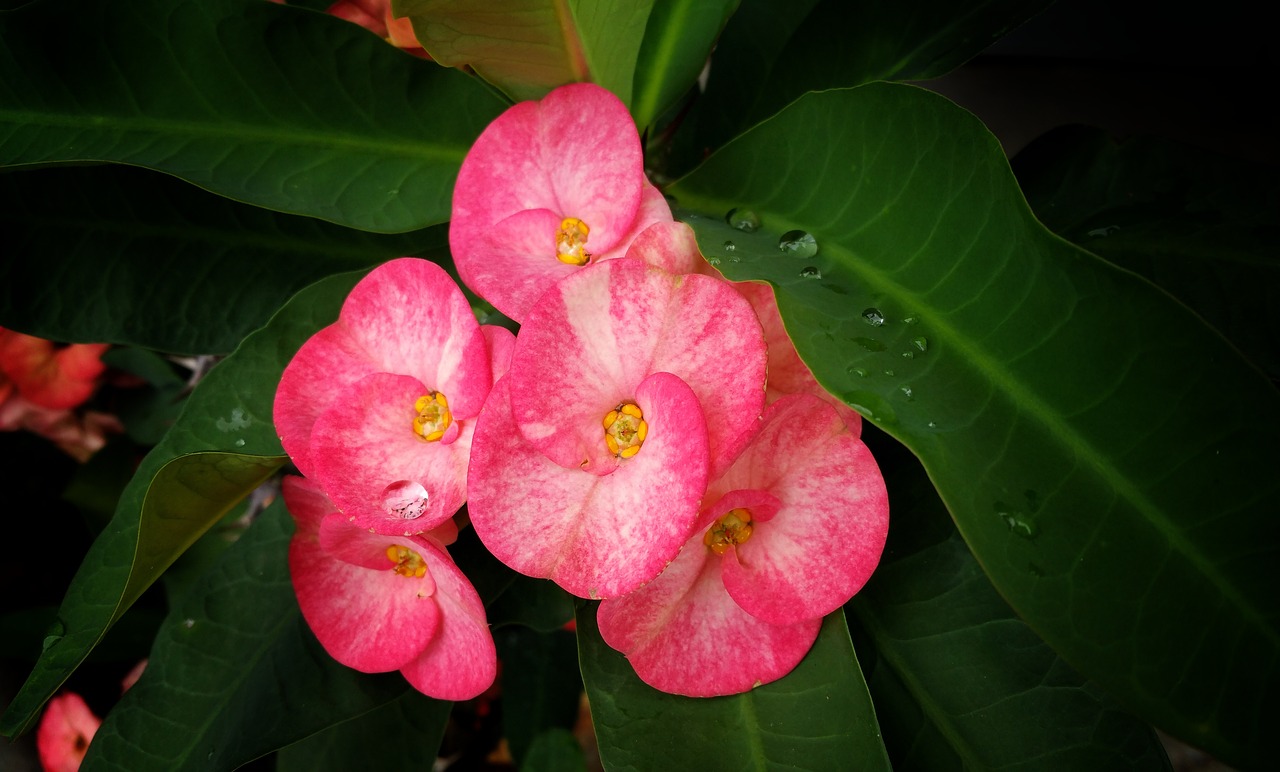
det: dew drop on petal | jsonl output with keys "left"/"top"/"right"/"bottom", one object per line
{"left": 778, "top": 230, "right": 818, "bottom": 258}
{"left": 382, "top": 480, "right": 429, "bottom": 520}
{"left": 725, "top": 208, "right": 760, "bottom": 232}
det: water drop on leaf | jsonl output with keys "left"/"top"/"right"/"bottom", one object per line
{"left": 725, "top": 208, "right": 760, "bottom": 232}
{"left": 777, "top": 230, "right": 818, "bottom": 258}
{"left": 861, "top": 308, "right": 885, "bottom": 326}
{"left": 798, "top": 266, "right": 821, "bottom": 279}
{"left": 722, "top": 240, "right": 736, "bottom": 253}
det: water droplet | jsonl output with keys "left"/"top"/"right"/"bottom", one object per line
{"left": 883, "top": 369, "right": 895, "bottom": 377}
{"left": 234, "top": 438, "right": 246, "bottom": 447}
{"left": 900, "top": 385, "right": 914, "bottom": 400}
{"left": 851, "top": 337, "right": 886, "bottom": 353}
{"left": 42, "top": 635, "right": 61, "bottom": 652}
{"left": 995, "top": 501, "right": 1038, "bottom": 538}
{"left": 846, "top": 366, "right": 869, "bottom": 378}
{"left": 722, "top": 240, "right": 736, "bottom": 253}
{"left": 215, "top": 408, "right": 251, "bottom": 433}
{"left": 183, "top": 619, "right": 196, "bottom": 629}
{"left": 912, "top": 337, "right": 929, "bottom": 352}
{"left": 798, "top": 266, "right": 822, "bottom": 279}
{"left": 861, "top": 308, "right": 885, "bottom": 326}
{"left": 927, "top": 420, "right": 938, "bottom": 429}
{"left": 902, "top": 315, "right": 920, "bottom": 325}
{"left": 901, "top": 351, "right": 914, "bottom": 359}
{"left": 41, "top": 619, "right": 66, "bottom": 651}
{"left": 839, "top": 391, "right": 897, "bottom": 424}
{"left": 382, "top": 481, "right": 429, "bottom": 520}
{"left": 706, "top": 255, "right": 722, "bottom": 266}
{"left": 777, "top": 230, "right": 818, "bottom": 258}
{"left": 725, "top": 208, "right": 760, "bottom": 232}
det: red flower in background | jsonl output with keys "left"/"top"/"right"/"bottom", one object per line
{"left": 35, "top": 692, "right": 100, "bottom": 772}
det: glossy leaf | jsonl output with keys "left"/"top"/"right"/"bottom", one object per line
{"left": 1013, "top": 125, "right": 1280, "bottom": 379}
{"left": 0, "top": 0, "right": 505, "bottom": 233}
{"left": 848, "top": 445, "right": 1171, "bottom": 770}
{"left": 668, "top": 83, "right": 1280, "bottom": 768}
{"left": 399, "top": 0, "right": 653, "bottom": 104}
{"left": 687, "top": 0, "right": 1052, "bottom": 166}
{"left": 81, "top": 500, "right": 417, "bottom": 771}
{"left": 0, "top": 166, "right": 444, "bottom": 354}
{"left": 630, "top": 0, "right": 738, "bottom": 132}
{"left": 579, "top": 605, "right": 890, "bottom": 771}
{"left": 0, "top": 271, "right": 363, "bottom": 737}
{"left": 275, "top": 688, "right": 450, "bottom": 772}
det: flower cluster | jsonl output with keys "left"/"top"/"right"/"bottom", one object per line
{"left": 273, "top": 83, "right": 888, "bottom": 700}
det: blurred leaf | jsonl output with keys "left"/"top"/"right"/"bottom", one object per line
{"left": 630, "top": 0, "right": 738, "bottom": 132}
{"left": 399, "top": 0, "right": 653, "bottom": 104}
{"left": 669, "top": 83, "right": 1280, "bottom": 768}
{"left": 0, "top": 0, "right": 505, "bottom": 233}
{"left": 277, "top": 690, "right": 450, "bottom": 772}
{"left": 0, "top": 165, "right": 444, "bottom": 353}
{"left": 488, "top": 575, "right": 575, "bottom": 632}
{"left": 1014, "top": 125, "right": 1280, "bottom": 379}
{"left": 579, "top": 606, "right": 890, "bottom": 770}
{"left": 81, "top": 500, "right": 417, "bottom": 771}
{"left": 848, "top": 443, "right": 1171, "bottom": 770}
{"left": 686, "top": 0, "right": 1052, "bottom": 166}
{"left": 0, "top": 271, "right": 362, "bottom": 737}
{"left": 496, "top": 627, "right": 582, "bottom": 765}
{"left": 521, "top": 728, "right": 587, "bottom": 772}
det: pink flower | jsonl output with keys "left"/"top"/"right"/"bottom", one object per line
{"left": 273, "top": 258, "right": 513, "bottom": 536}
{"left": 467, "top": 258, "right": 768, "bottom": 599}
{"left": 0, "top": 329, "right": 108, "bottom": 410}
{"left": 283, "top": 475, "right": 496, "bottom": 700}
{"left": 450, "top": 83, "right": 672, "bottom": 323}
{"left": 36, "top": 692, "right": 100, "bottom": 772}
{"left": 326, "top": 0, "right": 430, "bottom": 58}
{"left": 596, "top": 394, "right": 889, "bottom": 696}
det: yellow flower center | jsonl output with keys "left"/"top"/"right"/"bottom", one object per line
{"left": 603, "top": 402, "right": 648, "bottom": 459}
{"left": 703, "top": 508, "right": 754, "bottom": 555}
{"left": 556, "top": 217, "right": 591, "bottom": 266}
{"left": 412, "top": 391, "right": 452, "bottom": 442}
{"left": 386, "top": 544, "right": 429, "bottom": 579}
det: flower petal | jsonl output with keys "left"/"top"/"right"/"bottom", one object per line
{"left": 36, "top": 692, "right": 100, "bottom": 772}
{"left": 597, "top": 534, "right": 822, "bottom": 697}
{"left": 624, "top": 220, "right": 705, "bottom": 275}
{"left": 713, "top": 395, "right": 889, "bottom": 624}
{"left": 469, "top": 373, "right": 708, "bottom": 599}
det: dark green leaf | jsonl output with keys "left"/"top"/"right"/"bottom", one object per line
{"left": 496, "top": 627, "right": 582, "bottom": 765}
{"left": 276, "top": 688, "right": 450, "bottom": 772}
{"left": 488, "top": 576, "right": 575, "bottom": 632}
{"left": 521, "top": 728, "right": 587, "bottom": 772}
{"left": 630, "top": 0, "right": 738, "bottom": 132}
{"left": 0, "top": 271, "right": 361, "bottom": 737}
{"left": 398, "top": 0, "right": 653, "bottom": 105}
{"left": 579, "top": 605, "right": 890, "bottom": 771}
{"left": 0, "top": 166, "right": 443, "bottom": 353}
{"left": 81, "top": 501, "right": 416, "bottom": 771}
{"left": 1014, "top": 126, "right": 1280, "bottom": 379}
{"left": 668, "top": 83, "right": 1280, "bottom": 768}
{"left": 687, "top": 0, "right": 1052, "bottom": 166}
{"left": 0, "top": 0, "right": 506, "bottom": 233}
{"left": 848, "top": 443, "right": 1170, "bottom": 770}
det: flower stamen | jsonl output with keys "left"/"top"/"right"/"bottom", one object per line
{"left": 556, "top": 217, "right": 591, "bottom": 266}
{"left": 413, "top": 391, "right": 452, "bottom": 442}
{"left": 386, "top": 544, "right": 429, "bottom": 578}
{"left": 603, "top": 402, "right": 647, "bottom": 459}
{"left": 703, "top": 508, "right": 754, "bottom": 555}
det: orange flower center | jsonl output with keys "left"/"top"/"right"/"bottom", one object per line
{"left": 556, "top": 217, "right": 591, "bottom": 266}
{"left": 703, "top": 508, "right": 754, "bottom": 555}
{"left": 412, "top": 391, "right": 452, "bottom": 442}
{"left": 386, "top": 544, "right": 429, "bottom": 579}
{"left": 603, "top": 402, "right": 647, "bottom": 458}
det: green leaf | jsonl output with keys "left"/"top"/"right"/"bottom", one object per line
{"left": 276, "top": 686, "right": 450, "bottom": 772}
{"left": 848, "top": 442, "right": 1171, "bottom": 770}
{"left": 687, "top": 0, "right": 1052, "bottom": 166}
{"left": 399, "top": 0, "right": 653, "bottom": 105}
{"left": 630, "top": 0, "right": 737, "bottom": 131}
{"left": 668, "top": 83, "right": 1280, "bottom": 768}
{"left": 1013, "top": 126, "right": 1280, "bottom": 379}
{"left": 81, "top": 500, "right": 417, "bottom": 772}
{"left": 0, "top": 271, "right": 361, "bottom": 737}
{"left": 521, "top": 728, "right": 587, "bottom": 772}
{"left": 496, "top": 627, "right": 582, "bottom": 765}
{"left": 488, "top": 575, "right": 575, "bottom": 632}
{"left": 0, "top": 0, "right": 505, "bottom": 233}
{"left": 578, "top": 605, "right": 890, "bottom": 770}
{"left": 0, "top": 166, "right": 444, "bottom": 353}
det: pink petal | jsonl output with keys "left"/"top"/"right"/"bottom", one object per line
{"left": 736, "top": 281, "right": 863, "bottom": 433}
{"left": 339, "top": 258, "right": 491, "bottom": 420}
{"left": 36, "top": 692, "right": 100, "bottom": 772}
{"left": 481, "top": 324, "right": 516, "bottom": 384}
{"left": 509, "top": 259, "right": 766, "bottom": 478}
{"left": 460, "top": 208, "right": 586, "bottom": 323}
{"left": 309, "top": 373, "right": 472, "bottom": 535}
{"left": 469, "top": 373, "right": 708, "bottom": 599}
{"left": 597, "top": 535, "right": 822, "bottom": 697}
{"left": 712, "top": 395, "right": 889, "bottom": 624}
{"left": 284, "top": 476, "right": 443, "bottom": 672}
{"left": 399, "top": 541, "right": 498, "bottom": 700}
{"left": 624, "top": 220, "right": 705, "bottom": 275}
